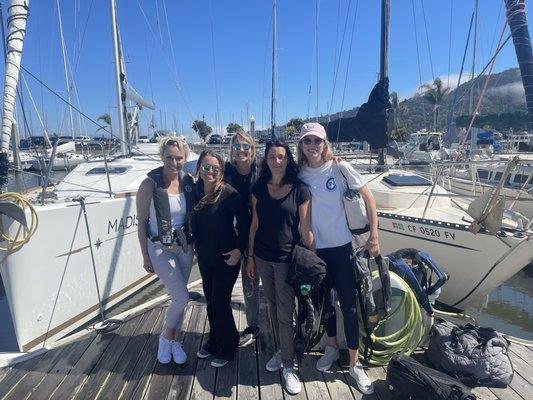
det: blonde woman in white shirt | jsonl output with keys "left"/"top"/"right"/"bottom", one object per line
{"left": 297, "top": 122, "right": 379, "bottom": 395}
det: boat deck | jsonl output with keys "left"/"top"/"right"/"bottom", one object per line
{"left": 0, "top": 279, "right": 531, "bottom": 400}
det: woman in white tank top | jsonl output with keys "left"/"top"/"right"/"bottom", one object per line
{"left": 136, "top": 136, "right": 193, "bottom": 366}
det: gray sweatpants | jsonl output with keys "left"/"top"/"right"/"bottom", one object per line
{"left": 241, "top": 258, "right": 260, "bottom": 328}
{"left": 255, "top": 256, "right": 295, "bottom": 367}
{"left": 147, "top": 240, "right": 193, "bottom": 330}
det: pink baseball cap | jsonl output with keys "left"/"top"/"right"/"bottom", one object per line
{"left": 299, "top": 122, "right": 327, "bottom": 141}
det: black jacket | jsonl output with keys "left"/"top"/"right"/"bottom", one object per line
{"left": 191, "top": 182, "right": 250, "bottom": 262}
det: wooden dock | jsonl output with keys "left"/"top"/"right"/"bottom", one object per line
{"left": 0, "top": 279, "right": 531, "bottom": 400}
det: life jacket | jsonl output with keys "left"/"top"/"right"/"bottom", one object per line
{"left": 146, "top": 166, "right": 196, "bottom": 246}
{"left": 387, "top": 248, "right": 449, "bottom": 314}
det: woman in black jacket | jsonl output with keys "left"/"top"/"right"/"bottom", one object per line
{"left": 192, "top": 149, "right": 250, "bottom": 367}
{"left": 223, "top": 131, "right": 260, "bottom": 346}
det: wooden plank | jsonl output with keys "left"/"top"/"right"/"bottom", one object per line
{"left": 256, "top": 299, "right": 284, "bottom": 400}
{"left": 214, "top": 304, "right": 241, "bottom": 400}
{"left": 298, "top": 353, "right": 329, "bottom": 400}
{"left": 143, "top": 306, "right": 193, "bottom": 400}
{"left": 471, "top": 386, "right": 499, "bottom": 400}
{"left": 236, "top": 305, "right": 259, "bottom": 400}
{"left": 508, "top": 350, "right": 533, "bottom": 386}
{"left": 0, "top": 346, "right": 67, "bottom": 400}
{"left": 509, "top": 344, "right": 533, "bottom": 368}
{"left": 321, "top": 360, "right": 358, "bottom": 400}
{"left": 96, "top": 307, "right": 163, "bottom": 400}
{"left": 117, "top": 306, "right": 167, "bottom": 400}
{"left": 47, "top": 320, "right": 131, "bottom": 400}
{"left": 73, "top": 312, "right": 148, "bottom": 399}
{"left": 167, "top": 306, "right": 208, "bottom": 400}
{"left": 490, "top": 385, "right": 526, "bottom": 400}
{"left": 189, "top": 306, "right": 217, "bottom": 400}
{"left": 506, "top": 372, "right": 531, "bottom": 400}
{"left": 25, "top": 334, "right": 97, "bottom": 400}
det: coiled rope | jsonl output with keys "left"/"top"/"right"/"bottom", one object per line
{"left": 0, "top": 192, "right": 38, "bottom": 261}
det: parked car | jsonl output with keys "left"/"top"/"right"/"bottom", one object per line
{"left": 138, "top": 136, "right": 150, "bottom": 143}
{"left": 207, "top": 134, "right": 223, "bottom": 144}
{"left": 222, "top": 133, "right": 235, "bottom": 144}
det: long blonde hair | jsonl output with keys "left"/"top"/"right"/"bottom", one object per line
{"left": 194, "top": 149, "right": 225, "bottom": 211}
{"left": 228, "top": 131, "right": 256, "bottom": 165}
{"left": 297, "top": 138, "right": 334, "bottom": 168}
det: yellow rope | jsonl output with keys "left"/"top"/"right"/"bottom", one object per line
{"left": 0, "top": 192, "right": 38, "bottom": 258}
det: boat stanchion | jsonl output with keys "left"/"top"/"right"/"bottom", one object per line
{"left": 73, "top": 196, "right": 122, "bottom": 333}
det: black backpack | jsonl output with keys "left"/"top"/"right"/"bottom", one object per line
{"left": 387, "top": 354, "right": 476, "bottom": 400}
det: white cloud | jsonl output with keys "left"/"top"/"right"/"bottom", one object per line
{"left": 399, "top": 73, "right": 474, "bottom": 100}
{"left": 487, "top": 81, "right": 525, "bottom": 98}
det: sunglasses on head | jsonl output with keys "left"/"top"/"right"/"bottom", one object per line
{"left": 232, "top": 143, "right": 252, "bottom": 151}
{"left": 302, "top": 137, "right": 324, "bottom": 145}
{"left": 200, "top": 163, "right": 221, "bottom": 174}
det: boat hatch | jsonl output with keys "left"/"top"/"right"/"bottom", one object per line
{"left": 382, "top": 174, "right": 431, "bottom": 187}
{"left": 86, "top": 166, "right": 132, "bottom": 175}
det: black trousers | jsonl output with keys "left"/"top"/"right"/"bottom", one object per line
{"left": 198, "top": 254, "right": 240, "bottom": 360}
{"left": 317, "top": 242, "right": 360, "bottom": 350}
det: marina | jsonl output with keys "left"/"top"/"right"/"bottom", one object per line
{"left": 0, "top": 0, "right": 532, "bottom": 398}
{"left": 0, "top": 279, "right": 532, "bottom": 400}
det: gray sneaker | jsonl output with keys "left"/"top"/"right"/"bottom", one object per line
{"left": 316, "top": 345, "right": 339, "bottom": 372}
{"left": 282, "top": 367, "right": 302, "bottom": 395}
{"left": 349, "top": 363, "right": 374, "bottom": 394}
{"left": 210, "top": 358, "right": 229, "bottom": 368}
{"left": 266, "top": 350, "right": 282, "bottom": 372}
{"left": 196, "top": 348, "right": 212, "bottom": 359}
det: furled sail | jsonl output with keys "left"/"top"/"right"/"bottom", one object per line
{"left": 325, "top": 78, "right": 391, "bottom": 148}
{"left": 505, "top": 0, "right": 533, "bottom": 131}
{"left": 1, "top": 0, "right": 29, "bottom": 153}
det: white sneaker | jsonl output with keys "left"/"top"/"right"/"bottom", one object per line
{"left": 266, "top": 350, "right": 282, "bottom": 372}
{"left": 349, "top": 363, "right": 374, "bottom": 394}
{"left": 157, "top": 334, "right": 172, "bottom": 364}
{"left": 171, "top": 341, "right": 187, "bottom": 364}
{"left": 316, "top": 345, "right": 339, "bottom": 372}
{"left": 282, "top": 367, "right": 302, "bottom": 395}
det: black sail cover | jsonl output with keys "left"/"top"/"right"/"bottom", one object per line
{"left": 326, "top": 78, "right": 391, "bottom": 148}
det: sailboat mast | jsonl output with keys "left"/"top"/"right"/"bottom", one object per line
{"left": 0, "top": 0, "right": 29, "bottom": 191}
{"left": 270, "top": 0, "right": 276, "bottom": 139}
{"left": 468, "top": 0, "right": 478, "bottom": 115}
{"left": 505, "top": 0, "right": 533, "bottom": 132}
{"left": 56, "top": 0, "right": 75, "bottom": 139}
{"left": 110, "top": 0, "right": 128, "bottom": 156}
{"left": 378, "top": 0, "right": 390, "bottom": 166}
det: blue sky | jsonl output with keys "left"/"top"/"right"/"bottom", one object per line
{"left": 1, "top": 0, "right": 523, "bottom": 140}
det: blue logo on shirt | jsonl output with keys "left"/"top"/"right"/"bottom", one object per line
{"left": 326, "top": 177, "right": 336, "bottom": 191}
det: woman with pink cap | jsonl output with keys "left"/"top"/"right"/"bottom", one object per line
{"left": 297, "top": 122, "right": 379, "bottom": 395}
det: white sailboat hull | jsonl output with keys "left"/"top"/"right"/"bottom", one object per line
{"left": 377, "top": 213, "right": 532, "bottom": 309}
{"left": 0, "top": 195, "right": 156, "bottom": 351}
{"left": 363, "top": 171, "right": 533, "bottom": 310}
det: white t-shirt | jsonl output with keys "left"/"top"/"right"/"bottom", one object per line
{"left": 148, "top": 192, "right": 186, "bottom": 237}
{"left": 299, "top": 160, "right": 365, "bottom": 249}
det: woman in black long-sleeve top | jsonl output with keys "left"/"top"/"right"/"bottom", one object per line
{"left": 191, "top": 149, "right": 250, "bottom": 368}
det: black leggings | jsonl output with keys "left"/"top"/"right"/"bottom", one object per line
{"left": 317, "top": 242, "right": 359, "bottom": 350}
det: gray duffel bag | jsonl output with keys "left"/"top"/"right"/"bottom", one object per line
{"left": 426, "top": 318, "right": 513, "bottom": 388}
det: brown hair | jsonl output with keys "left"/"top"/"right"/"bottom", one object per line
{"left": 159, "top": 135, "right": 190, "bottom": 160}
{"left": 297, "top": 137, "right": 334, "bottom": 168}
{"left": 228, "top": 131, "right": 256, "bottom": 165}
{"left": 194, "top": 149, "right": 225, "bottom": 210}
